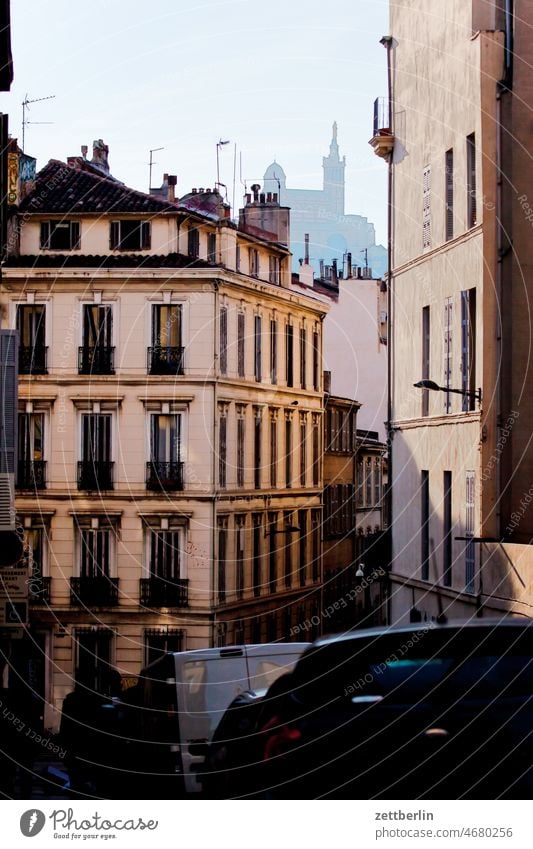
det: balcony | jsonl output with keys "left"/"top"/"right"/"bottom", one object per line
{"left": 19, "top": 345, "right": 48, "bottom": 375}
{"left": 28, "top": 576, "right": 51, "bottom": 605}
{"left": 147, "top": 346, "right": 185, "bottom": 376}
{"left": 70, "top": 576, "right": 120, "bottom": 607}
{"left": 146, "top": 461, "right": 184, "bottom": 491}
{"left": 140, "top": 577, "right": 189, "bottom": 607}
{"left": 78, "top": 346, "right": 115, "bottom": 375}
{"left": 369, "top": 97, "right": 395, "bottom": 159}
{"left": 77, "top": 460, "right": 114, "bottom": 491}
{"left": 16, "top": 460, "right": 47, "bottom": 490}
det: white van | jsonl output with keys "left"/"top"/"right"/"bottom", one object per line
{"left": 135, "top": 643, "right": 309, "bottom": 794}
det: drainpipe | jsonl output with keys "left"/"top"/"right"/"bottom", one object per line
{"left": 380, "top": 33, "right": 394, "bottom": 624}
{"left": 211, "top": 279, "right": 220, "bottom": 647}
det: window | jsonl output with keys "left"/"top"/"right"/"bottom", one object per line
{"left": 444, "top": 297, "right": 453, "bottom": 413}
{"left": 219, "top": 306, "right": 228, "bottom": 375}
{"left": 311, "top": 509, "right": 321, "bottom": 582}
{"left": 187, "top": 226, "right": 199, "bottom": 258}
{"left": 218, "top": 407, "right": 227, "bottom": 489}
{"left": 16, "top": 304, "right": 47, "bottom": 374}
{"left": 40, "top": 220, "right": 80, "bottom": 250}
{"left": 298, "top": 510, "right": 307, "bottom": 586}
{"left": 465, "top": 471, "right": 475, "bottom": 592}
{"left": 270, "top": 319, "right": 277, "bottom": 384}
{"left": 300, "top": 327, "right": 307, "bottom": 389}
{"left": 443, "top": 471, "right": 452, "bottom": 587}
{"left": 80, "top": 304, "right": 114, "bottom": 374}
{"left": 461, "top": 288, "right": 476, "bottom": 411}
{"left": 374, "top": 459, "right": 382, "bottom": 507}
{"left": 252, "top": 514, "right": 262, "bottom": 597}
{"left": 148, "top": 528, "right": 182, "bottom": 580}
{"left": 254, "top": 407, "right": 262, "bottom": 489}
{"left": 365, "top": 458, "right": 373, "bottom": 506}
{"left": 147, "top": 412, "right": 183, "bottom": 490}
{"left": 269, "top": 255, "right": 281, "bottom": 284}
{"left": 285, "top": 413, "right": 292, "bottom": 488}
{"left": 145, "top": 629, "right": 184, "bottom": 666}
{"left": 150, "top": 303, "right": 183, "bottom": 375}
{"left": 422, "top": 165, "right": 431, "bottom": 249}
{"left": 207, "top": 232, "right": 216, "bottom": 263}
{"left": 17, "top": 412, "right": 45, "bottom": 489}
{"left": 268, "top": 512, "right": 277, "bottom": 592}
{"left": 467, "top": 132, "right": 477, "bottom": 228}
{"left": 22, "top": 524, "right": 48, "bottom": 603}
{"left": 445, "top": 149, "right": 454, "bottom": 241}
{"left": 236, "top": 408, "right": 245, "bottom": 488}
{"left": 284, "top": 511, "right": 293, "bottom": 588}
{"left": 421, "top": 470, "right": 430, "bottom": 581}
{"left": 286, "top": 323, "right": 294, "bottom": 386}
{"left": 217, "top": 518, "right": 228, "bottom": 603}
{"left": 79, "top": 413, "right": 113, "bottom": 489}
{"left": 236, "top": 245, "right": 241, "bottom": 272}
{"left": 299, "top": 414, "right": 307, "bottom": 486}
{"left": 74, "top": 628, "right": 113, "bottom": 692}
{"left": 269, "top": 409, "right": 278, "bottom": 487}
{"left": 254, "top": 314, "right": 262, "bottom": 382}
{"left": 312, "top": 414, "right": 320, "bottom": 487}
{"left": 110, "top": 220, "right": 150, "bottom": 251}
{"left": 249, "top": 248, "right": 259, "bottom": 277}
{"left": 79, "top": 527, "right": 111, "bottom": 578}
{"left": 422, "top": 306, "right": 430, "bottom": 417}
{"left": 237, "top": 312, "right": 245, "bottom": 378}
{"left": 312, "top": 330, "right": 320, "bottom": 391}
{"left": 235, "top": 516, "right": 245, "bottom": 599}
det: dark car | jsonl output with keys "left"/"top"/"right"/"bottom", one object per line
{"left": 258, "top": 619, "right": 533, "bottom": 799}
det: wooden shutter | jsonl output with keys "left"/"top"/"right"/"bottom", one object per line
{"left": 40, "top": 221, "right": 50, "bottom": 249}
{"left": 110, "top": 221, "right": 119, "bottom": 249}
{"left": 254, "top": 315, "right": 262, "bottom": 382}
{"left": 71, "top": 221, "right": 81, "bottom": 249}
{"left": 0, "top": 330, "right": 18, "bottom": 474}
{"left": 445, "top": 149, "right": 453, "bottom": 241}
{"left": 141, "top": 221, "right": 151, "bottom": 249}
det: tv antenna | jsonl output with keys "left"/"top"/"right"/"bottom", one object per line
{"left": 22, "top": 93, "right": 56, "bottom": 152}
{"left": 149, "top": 146, "right": 164, "bottom": 193}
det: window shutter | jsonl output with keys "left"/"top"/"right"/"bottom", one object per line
{"left": 71, "top": 221, "right": 81, "bottom": 250}
{"left": 141, "top": 221, "right": 151, "bottom": 249}
{"left": 0, "top": 330, "right": 18, "bottom": 475}
{"left": 445, "top": 149, "right": 454, "bottom": 241}
{"left": 40, "top": 221, "right": 50, "bottom": 249}
{"left": 110, "top": 221, "right": 119, "bottom": 250}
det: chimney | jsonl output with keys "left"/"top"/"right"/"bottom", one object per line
{"left": 238, "top": 183, "right": 290, "bottom": 249}
{"left": 332, "top": 259, "right": 338, "bottom": 286}
{"left": 319, "top": 259, "right": 325, "bottom": 278}
{"left": 81, "top": 145, "right": 88, "bottom": 159}
{"left": 346, "top": 251, "right": 352, "bottom": 277}
{"left": 91, "top": 139, "right": 110, "bottom": 174}
{"left": 168, "top": 174, "right": 177, "bottom": 202}
{"left": 304, "top": 233, "right": 310, "bottom": 265}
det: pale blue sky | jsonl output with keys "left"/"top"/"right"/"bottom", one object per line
{"left": 3, "top": 0, "right": 389, "bottom": 242}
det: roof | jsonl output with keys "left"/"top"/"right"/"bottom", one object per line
{"left": 18, "top": 159, "right": 179, "bottom": 216}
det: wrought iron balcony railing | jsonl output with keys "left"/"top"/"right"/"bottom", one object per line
{"left": 16, "top": 460, "right": 47, "bottom": 490}
{"left": 146, "top": 461, "right": 184, "bottom": 491}
{"left": 77, "top": 460, "right": 114, "bottom": 491}
{"left": 28, "top": 576, "right": 51, "bottom": 605}
{"left": 147, "top": 346, "right": 185, "bottom": 375}
{"left": 70, "top": 576, "right": 120, "bottom": 606}
{"left": 140, "top": 577, "right": 189, "bottom": 608}
{"left": 78, "top": 345, "right": 115, "bottom": 374}
{"left": 19, "top": 345, "right": 48, "bottom": 375}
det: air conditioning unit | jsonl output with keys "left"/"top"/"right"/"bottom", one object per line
{"left": 380, "top": 310, "right": 388, "bottom": 323}
{"left": 0, "top": 473, "right": 15, "bottom": 531}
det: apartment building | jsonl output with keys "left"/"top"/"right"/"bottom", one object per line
{"left": 2, "top": 144, "right": 327, "bottom": 729}
{"left": 374, "top": 1, "right": 533, "bottom": 623}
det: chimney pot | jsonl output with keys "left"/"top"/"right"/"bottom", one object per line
{"left": 192, "top": 188, "right": 197, "bottom": 194}
{"left": 260, "top": 193, "right": 265, "bottom": 203}
{"left": 273, "top": 192, "right": 278, "bottom": 203}
{"left": 81, "top": 145, "right": 88, "bottom": 159}
{"left": 251, "top": 183, "right": 260, "bottom": 202}
{"left": 267, "top": 192, "right": 272, "bottom": 202}
{"left": 246, "top": 193, "right": 252, "bottom": 204}
{"left": 168, "top": 175, "right": 177, "bottom": 186}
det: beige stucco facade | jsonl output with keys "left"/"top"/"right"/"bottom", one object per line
{"left": 383, "top": 0, "right": 533, "bottom": 624}
{"left": 2, "top": 164, "right": 327, "bottom": 731}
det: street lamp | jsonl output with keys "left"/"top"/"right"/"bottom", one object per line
{"left": 413, "top": 379, "right": 481, "bottom": 405}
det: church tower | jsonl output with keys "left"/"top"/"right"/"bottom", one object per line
{"left": 322, "top": 122, "right": 346, "bottom": 215}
